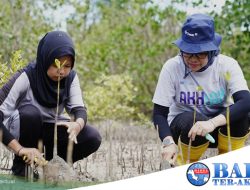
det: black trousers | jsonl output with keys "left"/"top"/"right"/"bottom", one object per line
{"left": 170, "top": 111, "right": 249, "bottom": 148}
{"left": 16, "top": 104, "right": 101, "bottom": 163}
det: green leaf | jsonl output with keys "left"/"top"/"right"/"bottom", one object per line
{"left": 55, "top": 58, "right": 61, "bottom": 69}
{"left": 224, "top": 71, "right": 231, "bottom": 81}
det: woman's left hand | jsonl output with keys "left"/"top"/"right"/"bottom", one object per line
{"left": 188, "top": 120, "right": 215, "bottom": 141}
{"left": 56, "top": 121, "right": 81, "bottom": 144}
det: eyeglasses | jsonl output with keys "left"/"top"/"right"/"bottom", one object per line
{"left": 181, "top": 51, "right": 208, "bottom": 59}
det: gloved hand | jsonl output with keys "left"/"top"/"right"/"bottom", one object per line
{"left": 56, "top": 121, "right": 81, "bottom": 144}
{"left": 161, "top": 143, "right": 178, "bottom": 166}
{"left": 18, "top": 147, "right": 47, "bottom": 166}
{"left": 188, "top": 120, "right": 215, "bottom": 141}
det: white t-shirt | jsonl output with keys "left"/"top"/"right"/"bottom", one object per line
{"left": 152, "top": 54, "right": 249, "bottom": 125}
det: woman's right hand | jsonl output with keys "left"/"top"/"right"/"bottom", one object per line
{"left": 161, "top": 143, "right": 178, "bottom": 166}
{"left": 18, "top": 147, "right": 47, "bottom": 166}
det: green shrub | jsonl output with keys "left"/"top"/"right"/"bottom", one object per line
{"left": 84, "top": 74, "right": 137, "bottom": 121}
{"left": 0, "top": 50, "right": 27, "bottom": 87}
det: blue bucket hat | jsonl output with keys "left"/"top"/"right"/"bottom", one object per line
{"left": 173, "top": 13, "right": 222, "bottom": 53}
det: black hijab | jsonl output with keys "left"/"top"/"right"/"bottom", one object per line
{"left": 24, "top": 31, "right": 76, "bottom": 108}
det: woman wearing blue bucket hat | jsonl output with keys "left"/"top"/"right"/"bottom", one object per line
{"left": 152, "top": 13, "right": 250, "bottom": 166}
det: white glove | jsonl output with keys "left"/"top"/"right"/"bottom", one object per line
{"left": 56, "top": 121, "right": 82, "bottom": 144}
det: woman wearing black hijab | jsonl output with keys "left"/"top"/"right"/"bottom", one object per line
{"left": 0, "top": 31, "right": 101, "bottom": 177}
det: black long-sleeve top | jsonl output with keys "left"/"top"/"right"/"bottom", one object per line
{"left": 153, "top": 90, "right": 250, "bottom": 141}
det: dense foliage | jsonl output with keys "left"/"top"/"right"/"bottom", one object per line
{"left": 0, "top": 50, "right": 27, "bottom": 87}
{"left": 0, "top": 0, "right": 249, "bottom": 121}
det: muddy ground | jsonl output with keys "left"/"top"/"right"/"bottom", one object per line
{"left": 0, "top": 121, "right": 249, "bottom": 183}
